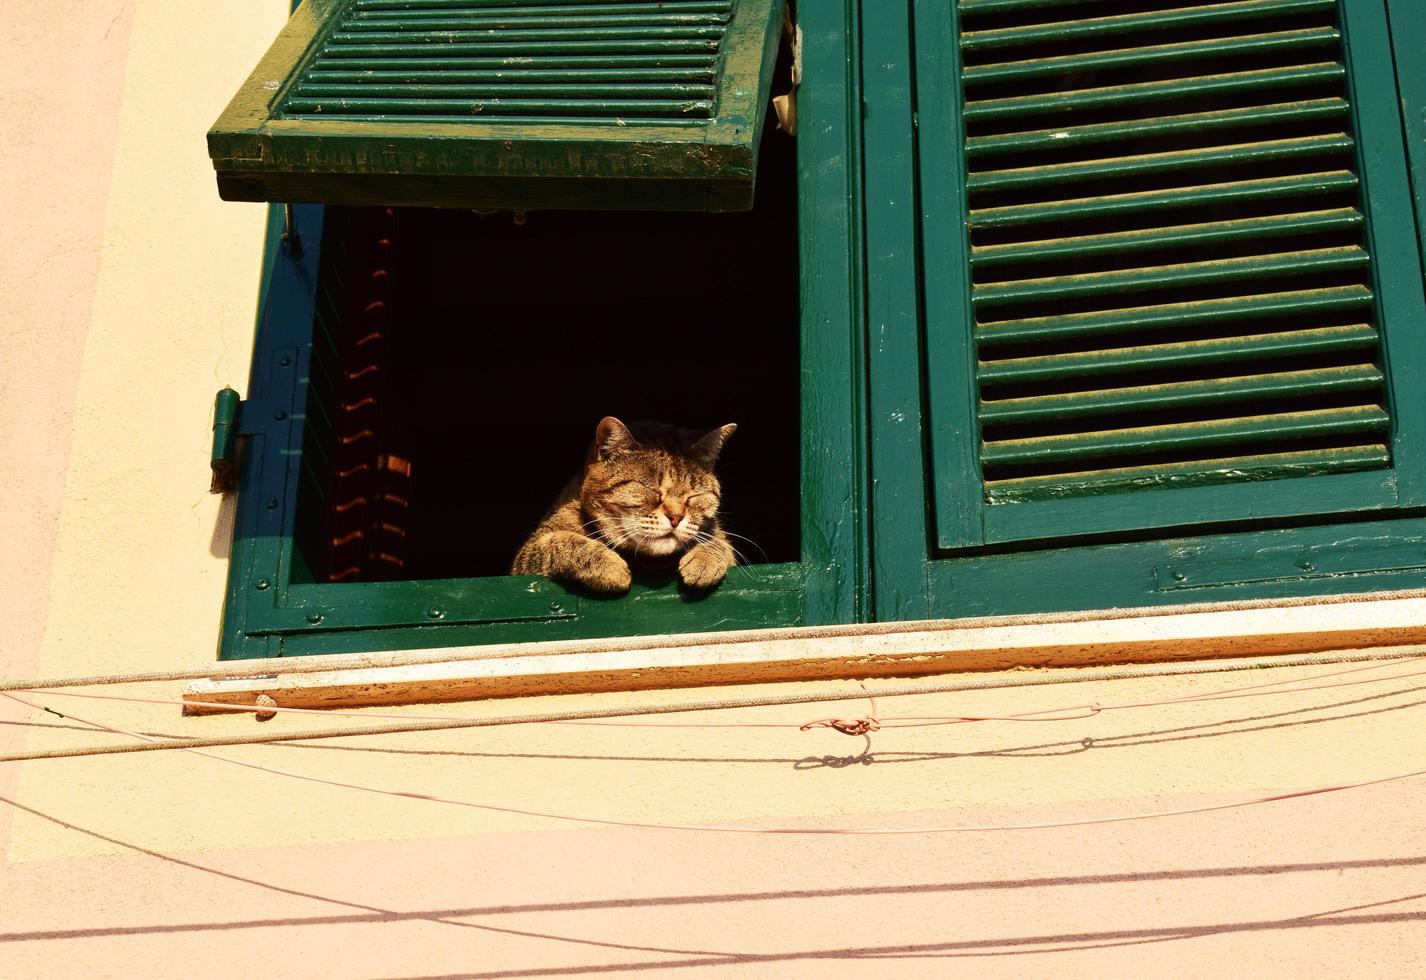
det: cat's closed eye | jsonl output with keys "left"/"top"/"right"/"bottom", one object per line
{"left": 608, "top": 481, "right": 660, "bottom": 510}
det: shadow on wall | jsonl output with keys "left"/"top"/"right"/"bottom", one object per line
{"left": 2, "top": 790, "right": 1425, "bottom": 969}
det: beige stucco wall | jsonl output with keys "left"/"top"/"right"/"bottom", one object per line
{"left": 3, "top": 2, "right": 1425, "bottom": 976}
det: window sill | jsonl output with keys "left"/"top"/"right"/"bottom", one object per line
{"left": 185, "top": 588, "right": 1426, "bottom": 714}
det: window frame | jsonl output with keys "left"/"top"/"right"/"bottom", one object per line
{"left": 866, "top": 0, "right": 1426, "bottom": 622}
{"left": 218, "top": 1, "right": 870, "bottom": 661}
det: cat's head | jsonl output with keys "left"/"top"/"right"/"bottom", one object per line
{"left": 581, "top": 416, "right": 736, "bottom": 558}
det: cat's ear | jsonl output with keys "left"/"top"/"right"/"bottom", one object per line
{"left": 595, "top": 416, "right": 636, "bottom": 459}
{"left": 690, "top": 423, "right": 736, "bottom": 466}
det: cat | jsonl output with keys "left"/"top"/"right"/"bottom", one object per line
{"left": 512, "top": 416, "right": 738, "bottom": 594}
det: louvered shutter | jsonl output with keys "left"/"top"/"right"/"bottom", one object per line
{"left": 917, "top": 0, "right": 1426, "bottom": 548}
{"left": 208, "top": 0, "right": 784, "bottom": 211}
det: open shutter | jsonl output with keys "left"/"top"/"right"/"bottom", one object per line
{"left": 918, "top": 0, "right": 1426, "bottom": 548}
{"left": 208, "top": 0, "right": 784, "bottom": 211}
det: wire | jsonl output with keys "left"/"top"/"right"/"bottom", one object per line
{"left": 4, "top": 691, "right": 1422, "bottom": 836}
{"left": 4, "top": 653, "right": 1424, "bottom": 763}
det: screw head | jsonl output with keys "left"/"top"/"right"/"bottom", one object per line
{"left": 1171, "top": 570, "right": 1187, "bottom": 582}
{"left": 426, "top": 607, "right": 444, "bottom": 620}
{"left": 265, "top": 498, "right": 279, "bottom": 510}
{"left": 279, "top": 356, "right": 292, "bottom": 367}
{"left": 274, "top": 410, "right": 288, "bottom": 422}
{"left": 1298, "top": 559, "right": 1315, "bottom": 572}
{"left": 255, "top": 578, "right": 271, "bottom": 591}
{"left": 548, "top": 601, "right": 563, "bottom": 613}
{"left": 306, "top": 611, "right": 323, "bottom": 624}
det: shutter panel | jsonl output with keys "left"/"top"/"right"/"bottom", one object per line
{"left": 208, "top": 0, "right": 784, "bottom": 211}
{"left": 918, "top": 0, "right": 1426, "bottom": 547}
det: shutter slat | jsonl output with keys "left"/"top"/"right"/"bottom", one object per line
{"left": 981, "top": 407, "right": 1390, "bottom": 468}
{"left": 969, "top": 172, "right": 1359, "bottom": 230}
{"left": 322, "top": 39, "right": 724, "bottom": 58}
{"left": 968, "top": 134, "right": 1352, "bottom": 193}
{"left": 285, "top": 97, "right": 713, "bottom": 116}
{"left": 355, "top": 0, "right": 716, "bottom": 7}
{"left": 306, "top": 68, "right": 719, "bottom": 82}
{"left": 967, "top": 101, "right": 1350, "bottom": 159}
{"left": 356, "top": 2, "right": 734, "bottom": 17}
{"left": 973, "top": 248, "right": 1370, "bottom": 307}
{"left": 297, "top": 83, "right": 719, "bottom": 99}
{"left": 972, "top": 210, "right": 1364, "bottom": 268}
{"left": 963, "top": 64, "right": 1345, "bottom": 122}
{"left": 306, "top": 55, "right": 720, "bottom": 69}
{"left": 977, "top": 287, "right": 1375, "bottom": 348}
{"left": 985, "top": 446, "right": 1390, "bottom": 503}
{"left": 962, "top": 29, "right": 1341, "bottom": 87}
{"left": 957, "top": 0, "right": 1391, "bottom": 494}
{"left": 348, "top": 12, "right": 732, "bottom": 30}
{"left": 329, "top": 26, "right": 730, "bottom": 42}
{"left": 978, "top": 324, "right": 1381, "bottom": 385}
{"left": 980, "top": 365, "right": 1382, "bottom": 425}
{"left": 961, "top": 0, "right": 1337, "bottom": 52}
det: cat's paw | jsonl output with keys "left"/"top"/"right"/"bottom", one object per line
{"left": 678, "top": 542, "right": 732, "bottom": 590}
{"left": 574, "top": 546, "right": 632, "bottom": 595}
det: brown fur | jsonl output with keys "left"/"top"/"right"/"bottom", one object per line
{"left": 511, "top": 417, "right": 738, "bottom": 594}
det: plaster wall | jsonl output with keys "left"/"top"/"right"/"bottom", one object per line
{"left": 2, "top": 2, "right": 1425, "bottom": 977}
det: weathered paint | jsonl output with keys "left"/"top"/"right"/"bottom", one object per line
{"left": 208, "top": 0, "right": 786, "bottom": 210}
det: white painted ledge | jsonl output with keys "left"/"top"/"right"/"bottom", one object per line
{"left": 183, "top": 590, "right": 1426, "bottom": 713}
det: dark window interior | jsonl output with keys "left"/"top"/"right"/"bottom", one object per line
{"left": 295, "top": 130, "right": 800, "bottom": 583}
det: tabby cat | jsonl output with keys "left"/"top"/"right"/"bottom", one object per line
{"left": 512, "top": 417, "right": 738, "bottom": 593}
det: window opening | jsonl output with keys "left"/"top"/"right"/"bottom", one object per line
{"left": 292, "top": 127, "right": 800, "bottom": 585}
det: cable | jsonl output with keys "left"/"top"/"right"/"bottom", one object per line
{"left": 5, "top": 651, "right": 1424, "bottom": 763}
{"left": 4, "top": 691, "right": 1423, "bottom": 836}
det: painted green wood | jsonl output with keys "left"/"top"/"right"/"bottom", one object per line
{"left": 962, "top": 29, "right": 1343, "bottom": 86}
{"left": 1385, "top": 1, "right": 1426, "bottom": 294}
{"left": 208, "top": 0, "right": 785, "bottom": 210}
{"left": 978, "top": 325, "right": 1381, "bottom": 385}
{"left": 917, "top": 0, "right": 1426, "bottom": 544}
{"left": 218, "top": 1, "right": 867, "bottom": 660}
{"left": 961, "top": 65, "right": 1347, "bottom": 122}
{"left": 797, "top": 0, "right": 870, "bottom": 627}
{"left": 973, "top": 248, "right": 1369, "bottom": 307}
{"left": 966, "top": 101, "right": 1352, "bottom": 159}
{"left": 865, "top": 0, "right": 936, "bottom": 615}
{"left": 981, "top": 406, "right": 1390, "bottom": 468}
{"left": 969, "top": 135, "right": 1354, "bottom": 194}
{"left": 979, "top": 366, "right": 1383, "bottom": 427}
{"left": 960, "top": 0, "right": 1337, "bottom": 50}
{"left": 976, "top": 286, "right": 1375, "bottom": 348}
{"left": 927, "top": 517, "right": 1426, "bottom": 619}
{"left": 1339, "top": 0, "right": 1426, "bottom": 506}
{"left": 969, "top": 172, "right": 1360, "bottom": 230}
{"left": 864, "top": 0, "right": 1426, "bottom": 618}
{"left": 986, "top": 446, "right": 1390, "bottom": 504}
{"left": 971, "top": 211, "right": 1365, "bottom": 269}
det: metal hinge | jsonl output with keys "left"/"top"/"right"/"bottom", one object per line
{"left": 210, "top": 387, "right": 241, "bottom": 493}
{"left": 210, "top": 388, "right": 288, "bottom": 493}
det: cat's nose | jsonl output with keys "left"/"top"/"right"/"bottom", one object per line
{"left": 664, "top": 509, "right": 684, "bottom": 527}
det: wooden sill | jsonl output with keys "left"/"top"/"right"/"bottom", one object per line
{"left": 182, "top": 589, "right": 1426, "bottom": 714}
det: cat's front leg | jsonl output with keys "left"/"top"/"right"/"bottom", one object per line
{"left": 517, "top": 531, "right": 632, "bottom": 595}
{"left": 678, "top": 534, "right": 735, "bottom": 590}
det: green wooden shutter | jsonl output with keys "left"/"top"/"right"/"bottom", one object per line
{"left": 917, "top": 0, "right": 1426, "bottom": 548}
{"left": 208, "top": 0, "right": 784, "bottom": 211}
